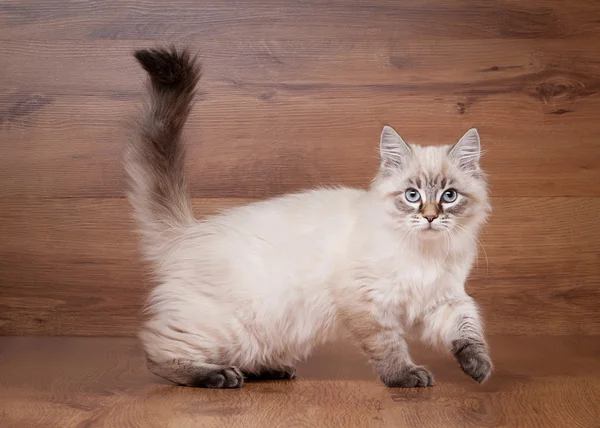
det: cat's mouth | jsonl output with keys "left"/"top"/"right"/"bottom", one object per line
{"left": 418, "top": 223, "right": 444, "bottom": 233}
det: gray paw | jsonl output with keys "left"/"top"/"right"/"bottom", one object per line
{"left": 203, "top": 367, "right": 244, "bottom": 388}
{"left": 453, "top": 339, "right": 493, "bottom": 383}
{"left": 384, "top": 365, "right": 434, "bottom": 388}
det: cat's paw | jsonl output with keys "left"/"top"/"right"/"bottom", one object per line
{"left": 383, "top": 365, "right": 434, "bottom": 388}
{"left": 202, "top": 366, "right": 244, "bottom": 388}
{"left": 452, "top": 339, "right": 493, "bottom": 383}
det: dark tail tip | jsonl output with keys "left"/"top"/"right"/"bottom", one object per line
{"left": 134, "top": 46, "right": 202, "bottom": 92}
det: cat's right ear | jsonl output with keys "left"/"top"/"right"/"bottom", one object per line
{"left": 380, "top": 126, "right": 412, "bottom": 169}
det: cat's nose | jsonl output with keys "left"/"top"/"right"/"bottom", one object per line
{"left": 424, "top": 214, "right": 438, "bottom": 223}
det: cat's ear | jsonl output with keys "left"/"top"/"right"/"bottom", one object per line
{"left": 380, "top": 126, "right": 412, "bottom": 169}
{"left": 449, "top": 128, "right": 481, "bottom": 172}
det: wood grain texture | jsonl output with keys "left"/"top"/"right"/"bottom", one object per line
{"left": 2, "top": 89, "right": 600, "bottom": 199}
{"left": 1, "top": 0, "right": 600, "bottom": 335}
{"left": 0, "top": 336, "right": 599, "bottom": 428}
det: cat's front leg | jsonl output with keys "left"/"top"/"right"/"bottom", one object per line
{"left": 338, "top": 309, "right": 434, "bottom": 388}
{"left": 421, "top": 295, "right": 492, "bottom": 383}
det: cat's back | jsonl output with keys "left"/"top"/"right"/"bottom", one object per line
{"left": 172, "top": 186, "right": 365, "bottom": 288}
{"left": 217, "top": 186, "right": 365, "bottom": 233}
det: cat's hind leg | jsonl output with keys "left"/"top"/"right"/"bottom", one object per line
{"left": 147, "top": 358, "right": 244, "bottom": 388}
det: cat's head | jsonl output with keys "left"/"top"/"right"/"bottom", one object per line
{"left": 372, "top": 126, "right": 490, "bottom": 239}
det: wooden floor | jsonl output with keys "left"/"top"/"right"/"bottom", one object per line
{"left": 0, "top": 336, "right": 598, "bottom": 428}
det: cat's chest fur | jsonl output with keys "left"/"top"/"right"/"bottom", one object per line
{"left": 360, "top": 238, "right": 469, "bottom": 328}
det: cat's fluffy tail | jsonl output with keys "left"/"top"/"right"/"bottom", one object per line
{"left": 125, "top": 46, "right": 201, "bottom": 259}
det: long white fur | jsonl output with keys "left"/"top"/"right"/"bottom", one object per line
{"left": 140, "top": 127, "right": 490, "bottom": 375}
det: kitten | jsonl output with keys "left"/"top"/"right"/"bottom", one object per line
{"left": 125, "top": 46, "right": 493, "bottom": 389}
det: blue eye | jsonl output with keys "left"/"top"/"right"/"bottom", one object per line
{"left": 442, "top": 189, "right": 458, "bottom": 203}
{"left": 405, "top": 188, "right": 421, "bottom": 203}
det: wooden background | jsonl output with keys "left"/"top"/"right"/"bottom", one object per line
{"left": 1, "top": 0, "right": 599, "bottom": 336}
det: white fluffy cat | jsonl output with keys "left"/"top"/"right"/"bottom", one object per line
{"left": 126, "top": 46, "right": 493, "bottom": 388}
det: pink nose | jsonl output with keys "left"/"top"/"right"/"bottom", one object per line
{"left": 424, "top": 215, "right": 438, "bottom": 223}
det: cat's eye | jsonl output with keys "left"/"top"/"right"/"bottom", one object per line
{"left": 405, "top": 188, "right": 421, "bottom": 203}
{"left": 442, "top": 189, "right": 458, "bottom": 203}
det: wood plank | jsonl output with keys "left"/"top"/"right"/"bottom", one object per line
{"left": 2, "top": 89, "right": 599, "bottom": 198}
{"left": 0, "top": 336, "right": 598, "bottom": 428}
{"left": 4, "top": 37, "right": 600, "bottom": 92}
{"left": 1, "top": 0, "right": 600, "bottom": 42}
{"left": 0, "top": 197, "right": 598, "bottom": 336}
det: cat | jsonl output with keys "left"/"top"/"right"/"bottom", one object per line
{"left": 125, "top": 46, "right": 493, "bottom": 389}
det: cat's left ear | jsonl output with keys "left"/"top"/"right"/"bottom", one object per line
{"left": 449, "top": 128, "right": 481, "bottom": 172}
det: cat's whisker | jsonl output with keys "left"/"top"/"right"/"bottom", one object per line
{"left": 407, "top": 229, "right": 418, "bottom": 251}
{"left": 448, "top": 225, "right": 466, "bottom": 261}
{"left": 442, "top": 229, "right": 452, "bottom": 263}
{"left": 394, "top": 227, "right": 412, "bottom": 247}
{"left": 446, "top": 227, "right": 462, "bottom": 262}
{"left": 453, "top": 223, "right": 489, "bottom": 275}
